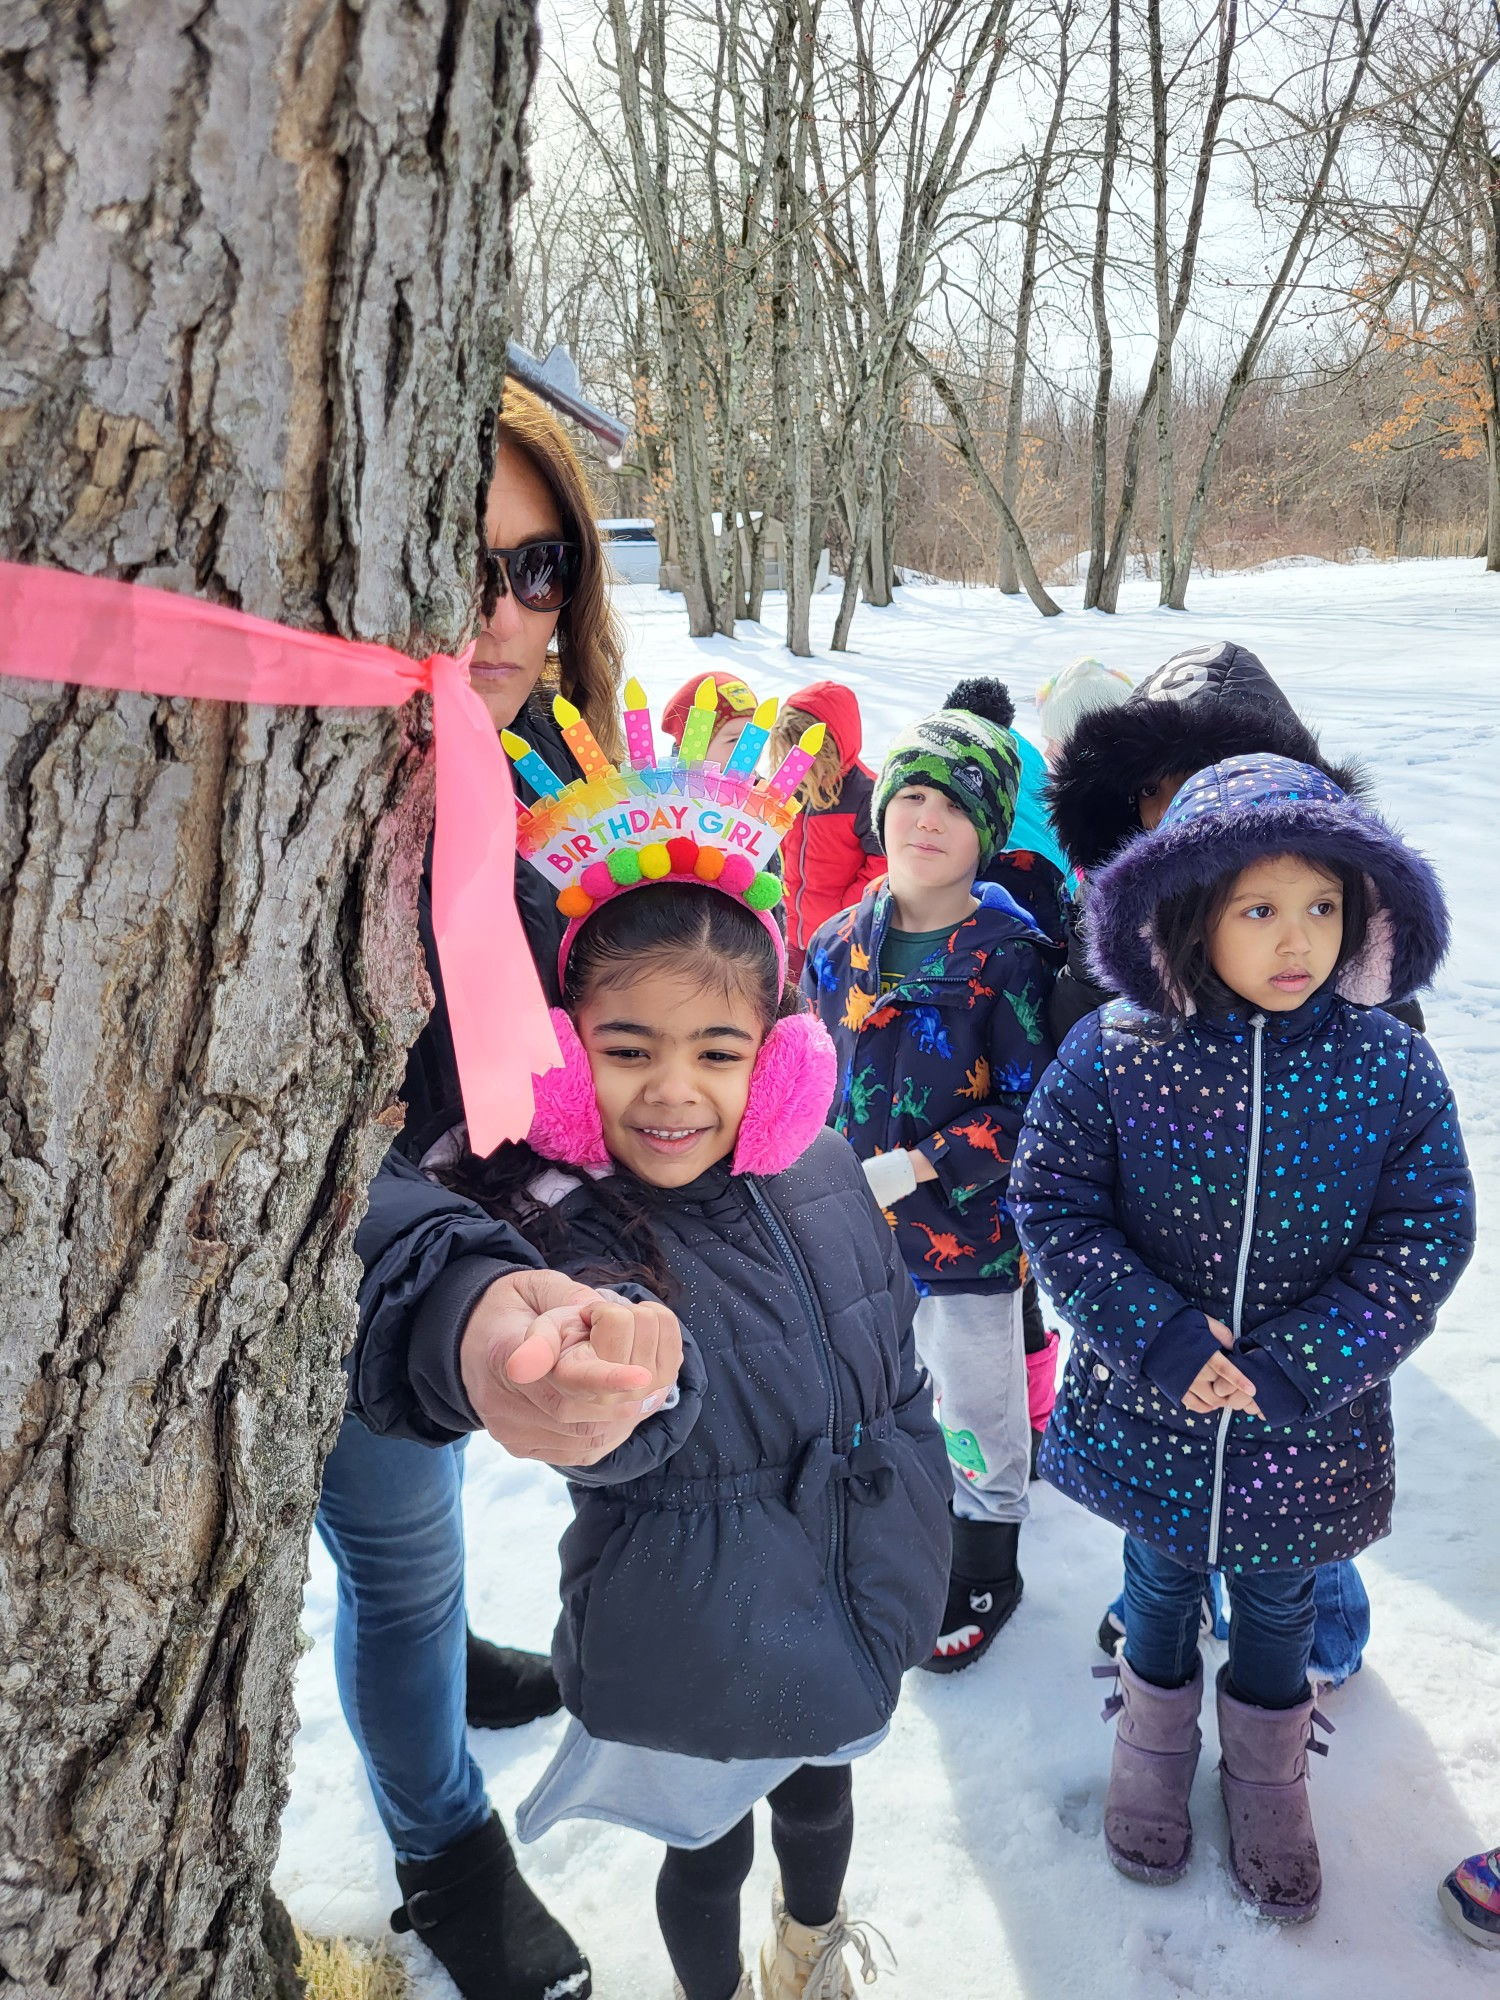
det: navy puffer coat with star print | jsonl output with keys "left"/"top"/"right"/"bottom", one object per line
{"left": 1011, "top": 755, "right": 1475, "bottom": 1573}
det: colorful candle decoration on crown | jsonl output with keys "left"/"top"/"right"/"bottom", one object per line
{"left": 553, "top": 692, "right": 614, "bottom": 781}
{"left": 722, "top": 694, "right": 778, "bottom": 777}
{"left": 623, "top": 677, "right": 656, "bottom": 770}
{"left": 765, "top": 720, "right": 826, "bottom": 804}
{"left": 499, "top": 728, "right": 567, "bottom": 800}
{"left": 678, "top": 676, "right": 720, "bottom": 764}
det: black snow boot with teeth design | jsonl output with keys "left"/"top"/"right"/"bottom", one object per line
{"left": 392, "top": 1810, "right": 590, "bottom": 2000}
{"left": 918, "top": 1516, "right": 1023, "bottom": 1674}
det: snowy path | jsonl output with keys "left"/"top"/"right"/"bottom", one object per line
{"left": 276, "top": 559, "right": 1500, "bottom": 2000}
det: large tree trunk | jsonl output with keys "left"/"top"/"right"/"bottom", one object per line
{"left": 0, "top": 4, "right": 536, "bottom": 1995}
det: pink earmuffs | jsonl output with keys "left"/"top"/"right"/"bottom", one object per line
{"left": 527, "top": 1007, "right": 837, "bottom": 1179}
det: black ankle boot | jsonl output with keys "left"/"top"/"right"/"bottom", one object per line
{"left": 392, "top": 1812, "right": 590, "bottom": 2000}
{"left": 918, "top": 1517, "right": 1023, "bottom": 1674}
{"left": 465, "top": 1626, "right": 563, "bottom": 1730}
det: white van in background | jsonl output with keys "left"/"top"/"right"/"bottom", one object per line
{"left": 597, "top": 518, "right": 660, "bottom": 585}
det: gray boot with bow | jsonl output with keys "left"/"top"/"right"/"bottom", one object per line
{"left": 1216, "top": 1666, "right": 1331, "bottom": 1921}
{"left": 1095, "top": 1653, "right": 1203, "bottom": 1884}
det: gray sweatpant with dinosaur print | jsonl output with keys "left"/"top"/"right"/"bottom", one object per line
{"left": 914, "top": 1288, "right": 1030, "bottom": 1525}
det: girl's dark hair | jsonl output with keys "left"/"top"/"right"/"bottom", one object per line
{"left": 562, "top": 880, "right": 795, "bottom": 1027}
{"left": 1153, "top": 852, "right": 1370, "bottom": 1023}
{"left": 436, "top": 885, "right": 796, "bottom": 1295}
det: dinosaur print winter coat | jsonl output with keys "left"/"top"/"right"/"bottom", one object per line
{"left": 802, "top": 881, "right": 1057, "bottom": 1296}
{"left": 1011, "top": 755, "right": 1476, "bottom": 1572}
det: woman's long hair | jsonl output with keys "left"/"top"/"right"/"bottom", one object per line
{"left": 490, "top": 383, "right": 627, "bottom": 762}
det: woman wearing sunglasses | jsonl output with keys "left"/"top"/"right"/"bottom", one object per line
{"left": 403, "top": 385, "right": 628, "bottom": 1162}
{"left": 314, "top": 385, "right": 653, "bottom": 2000}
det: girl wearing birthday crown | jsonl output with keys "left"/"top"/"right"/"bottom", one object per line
{"left": 352, "top": 684, "right": 951, "bottom": 2000}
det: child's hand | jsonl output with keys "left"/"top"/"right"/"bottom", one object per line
{"left": 460, "top": 1270, "right": 682, "bottom": 1463}
{"left": 508, "top": 1293, "right": 678, "bottom": 1405}
{"left": 1182, "top": 1350, "right": 1263, "bottom": 1419}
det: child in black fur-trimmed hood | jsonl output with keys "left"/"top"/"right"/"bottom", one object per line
{"left": 1044, "top": 639, "right": 1375, "bottom": 1041}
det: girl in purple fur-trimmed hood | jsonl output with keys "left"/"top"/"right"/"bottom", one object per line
{"left": 1009, "top": 753, "right": 1475, "bottom": 1924}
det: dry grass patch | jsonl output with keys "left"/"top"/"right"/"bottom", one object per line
{"left": 294, "top": 1930, "right": 407, "bottom": 2000}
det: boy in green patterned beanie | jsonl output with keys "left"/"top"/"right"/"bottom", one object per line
{"left": 873, "top": 678, "right": 1023, "bottom": 867}
{"left": 802, "top": 674, "right": 1056, "bottom": 1678}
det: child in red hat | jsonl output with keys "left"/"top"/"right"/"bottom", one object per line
{"left": 661, "top": 668, "right": 761, "bottom": 768}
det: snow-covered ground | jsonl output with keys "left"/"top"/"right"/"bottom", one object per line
{"left": 276, "top": 559, "right": 1500, "bottom": 1999}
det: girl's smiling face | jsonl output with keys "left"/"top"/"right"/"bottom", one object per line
{"left": 1208, "top": 854, "right": 1344, "bottom": 1010}
{"left": 575, "top": 966, "right": 766, "bottom": 1187}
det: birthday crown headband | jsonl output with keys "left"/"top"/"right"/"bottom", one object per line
{"left": 502, "top": 677, "right": 825, "bottom": 976}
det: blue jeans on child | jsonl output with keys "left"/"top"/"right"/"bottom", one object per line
{"left": 314, "top": 1415, "right": 490, "bottom": 1862}
{"left": 1106, "top": 1552, "right": 1368, "bottom": 1689}
{"left": 1123, "top": 1536, "right": 1317, "bottom": 1709}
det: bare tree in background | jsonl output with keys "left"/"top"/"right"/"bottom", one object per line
{"left": 529, "top": 0, "right": 1489, "bottom": 637}
{"left": 995, "top": 0, "right": 1079, "bottom": 596}
{"left": 770, "top": 0, "right": 824, "bottom": 654}
{"left": 0, "top": 3, "right": 534, "bottom": 1991}
{"left": 1163, "top": 0, "right": 1394, "bottom": 604}
{"left": 1327, "top": 0, "right": 1500, "bottom": 569}
{"left": 1083, "top": 0, "right": 1123, "bottom": 608}
{"left": 812, "top": 0, "right": 1017, "bottom": 649}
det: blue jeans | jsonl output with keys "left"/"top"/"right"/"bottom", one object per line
{"left": 1107, "top": 1553, "right": 1368, "bottom": 1689}
{"left": 315, "top": 1415, "right": 489, "bottom": 1862}
{"left": 1123, "top": 1536, "right": 1316, "bottom": 1710}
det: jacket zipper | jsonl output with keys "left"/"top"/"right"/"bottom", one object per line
{"left": 1207, "top": 1012, "right": 1266, "bottom": 1569}
{"left": 745, "top": 1178, "right": 885, "bottom": 1702}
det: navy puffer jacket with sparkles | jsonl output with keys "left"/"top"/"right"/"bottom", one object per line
{"left": 353, "top": 1130, "right": 951, "bottom": 1760}
{"left": 1011, "top": 756, "right": 1475, "bottom": 1572}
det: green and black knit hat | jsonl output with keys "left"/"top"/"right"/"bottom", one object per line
{"left": 874, "top": 677, "right": 1022, "bottom": 868}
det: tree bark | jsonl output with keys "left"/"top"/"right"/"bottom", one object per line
{"left": 0, "top": 4, "right": 536, "bottom": 1994}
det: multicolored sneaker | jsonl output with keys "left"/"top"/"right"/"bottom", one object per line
{"left": 1439, "top": 1845, "right": 1500, "bottom": 1949}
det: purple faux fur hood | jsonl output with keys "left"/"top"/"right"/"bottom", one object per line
{"left": 1087, "top": 754, "right": 1449, "bottom": 1015}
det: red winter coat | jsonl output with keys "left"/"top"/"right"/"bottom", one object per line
{"left": 781, "top": 681, "right": 886, "bottom": 968}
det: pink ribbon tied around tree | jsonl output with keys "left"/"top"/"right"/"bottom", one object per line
{"left": 0, "top": 561, "right": 561, "bottom": 1154}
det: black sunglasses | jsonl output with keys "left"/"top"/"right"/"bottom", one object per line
{"left": 485, "top": 539, "right": 579, "bottom": 614}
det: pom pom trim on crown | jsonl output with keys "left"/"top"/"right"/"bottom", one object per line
{"left": 502, "top": 679, "right": 820, "bottom": 933}
{"left": 554, "top": 839, "right": 784, "bottom": 924}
